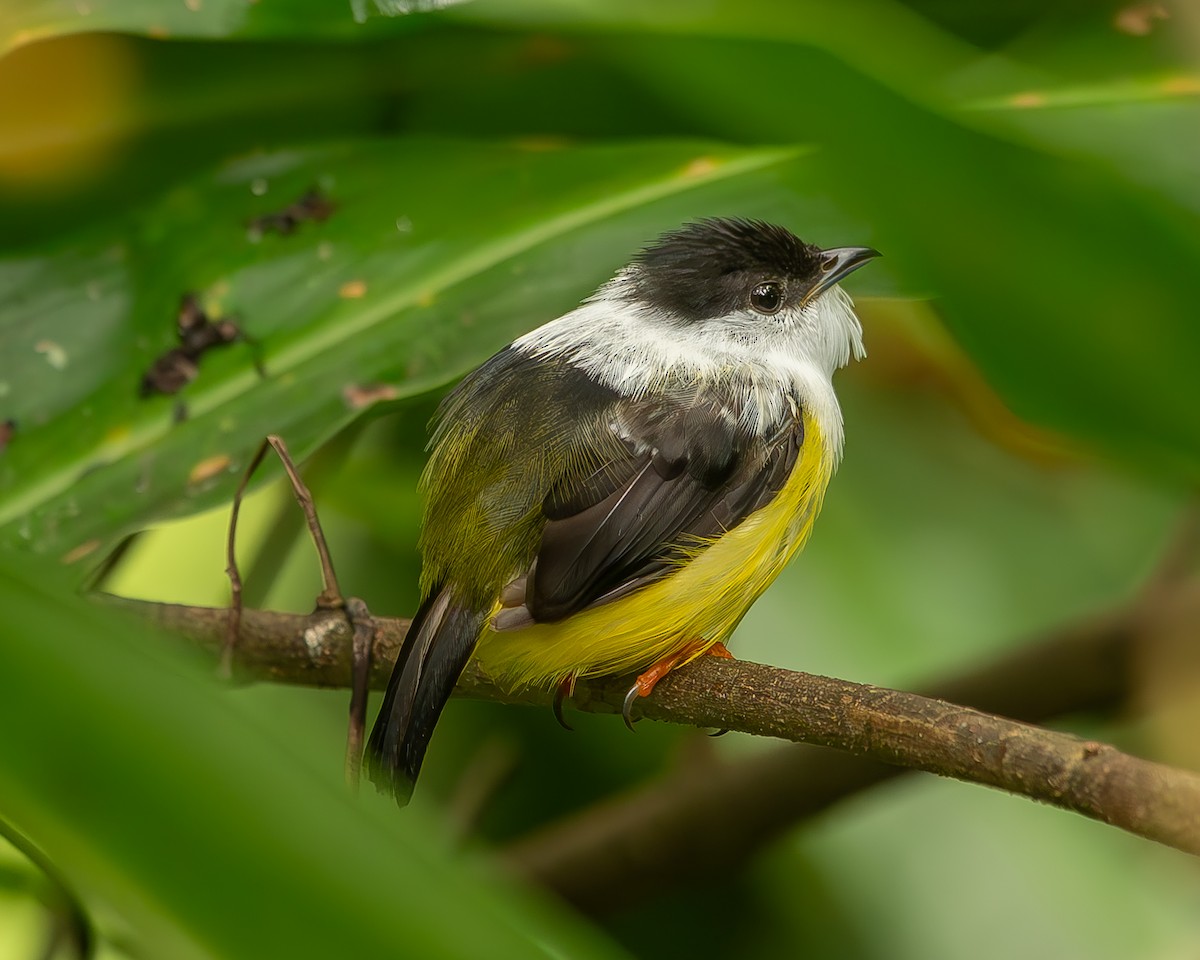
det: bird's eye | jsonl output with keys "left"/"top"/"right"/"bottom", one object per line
{"left": 750, "top": 281, "right": 784, "bottom": 315}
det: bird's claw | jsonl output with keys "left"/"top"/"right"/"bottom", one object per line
{"left": 621, "top": 682, "right": 642, "bottom": 732}
{"left": 553, "top": 675, "right": 575, "bottom": 732}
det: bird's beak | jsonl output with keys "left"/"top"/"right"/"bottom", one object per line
{"left": 804, "top": 246, "right": 881, "bottom": 304}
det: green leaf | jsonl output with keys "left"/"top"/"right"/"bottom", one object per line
{"left": 0, "top": 0, "right": 424, "bottom": 56}
{"left": 450, "top": 0, "right": 988, "bottom": 101}
{"left": 958, "top": 71, "right": 1200, "bottom": 219}
{"left": 452, "top": 0, "right": 1199, "bottom": 207}
{"left": 0, "top": 136, "right": 897, "bottom": 561}
{"left": 0, "top": 552, "right": 624, "bottom": 959}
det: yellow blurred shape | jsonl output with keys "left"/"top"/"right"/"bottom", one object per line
{"left": 60, "top": 538, "right": 100, "bottom": 565}
{"left": 33, "top": 338, "right": 68, "bottom": 369}
{"left": 681, "top": 156, "right": 720, "bottom": 179}
{"left": 0, "top": 33, "right": 137, "bottom": 192}
{"left": 188, "top": 453, "right": 233, "bottom": 486}
{"left": 102, "top": 422, "right": 131, "bottom": 446}
{"left": 1008, "top": 91, "right": 1047, "bottom": 109}
{"left": 1161, "top": 75, "right": 1200, "bottom": 96}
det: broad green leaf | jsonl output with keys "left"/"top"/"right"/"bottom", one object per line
{"left": 966, "top": 88, "right": 1200, "bottom": 216}
{"left": 957, "top": 62, "right": 1200, "bottom": 217}
{"left": 460, "top": 0, "right": 1029, "bottom": 102}
{"left": 0, "top": 0, "right": 428, "bottom": 56}
{"left": 441, "top": 1, "right": 1200, "bottom": 211}
{"left": 8, "top": 0, "right": 1193, "bottom": 218}
{"left": 932, "top": 0, "right": 1200, "bottom": 215}
{"left": 0, "top": 553, "right": 624, "bottom": 960}
{"left": 0, "top": 137, "right": 896, "bottom": 562}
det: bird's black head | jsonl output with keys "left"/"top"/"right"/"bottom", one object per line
{"left": 629, "top": 218, "right": 876, "bottom": 323}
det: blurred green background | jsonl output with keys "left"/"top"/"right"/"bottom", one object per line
{"left": 1, "top": 0, "right": 1199, "bottom": 957}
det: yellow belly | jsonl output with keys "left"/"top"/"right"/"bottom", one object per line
{"left": 472, "top": 412, "right": 833, "bottom": 691}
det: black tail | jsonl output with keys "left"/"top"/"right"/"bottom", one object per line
{"left": 365, "top": 587, "right": 484, "bottom": 804}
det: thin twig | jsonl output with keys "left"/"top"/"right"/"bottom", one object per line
{"left": 240, "top": 425, "right": 364, "bottom": 609}
{"left": 263, "top": 435, "right": 344, "bottom": 611}
{"left": 223, "top": 435, "right": 375, "bottom": 788}
{"left": 260, "top": 435, "right": 376, "bottom": 787}
{"left": 222, "top": 438, "right": 272, "bottom": 679}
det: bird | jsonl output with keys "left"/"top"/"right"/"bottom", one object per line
{"left": 365, "top": 217, "right": 878, "bottom": 803}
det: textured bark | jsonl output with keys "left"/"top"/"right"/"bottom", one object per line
{"left": 106, "top": 591, "right": 1200, "bottom": 876}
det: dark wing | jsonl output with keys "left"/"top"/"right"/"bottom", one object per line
{"left": 518, "top": 397, "right": 803, "bottom": 624}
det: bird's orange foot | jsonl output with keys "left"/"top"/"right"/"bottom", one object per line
{"left": 553, "top": 674, "right": 576, "bottom": 732}
{"left": 621, "top": 641, "right": 735, "bottom": 731}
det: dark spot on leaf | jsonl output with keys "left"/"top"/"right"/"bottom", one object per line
{"left": 247, "top": 187, "right": 336, "bottom": 237}
{"left": 141, "top": 293, "right": 260, "bottom": 398}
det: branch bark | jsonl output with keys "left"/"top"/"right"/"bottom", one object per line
{"left": 505, "top": 608, "right": 1146, "bottom": 913}
{"left": 107, "top": 588, "right": 1200, "bottom": 873}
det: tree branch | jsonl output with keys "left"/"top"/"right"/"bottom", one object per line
{"left": 504, "top": 608, "right": 1148, "bottom": 913}
{"left": 106, "top": 588, "right": 1200, "bottom": 869}
{"left": 503, "top": 517, "right": 1200, "bottom": 913}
